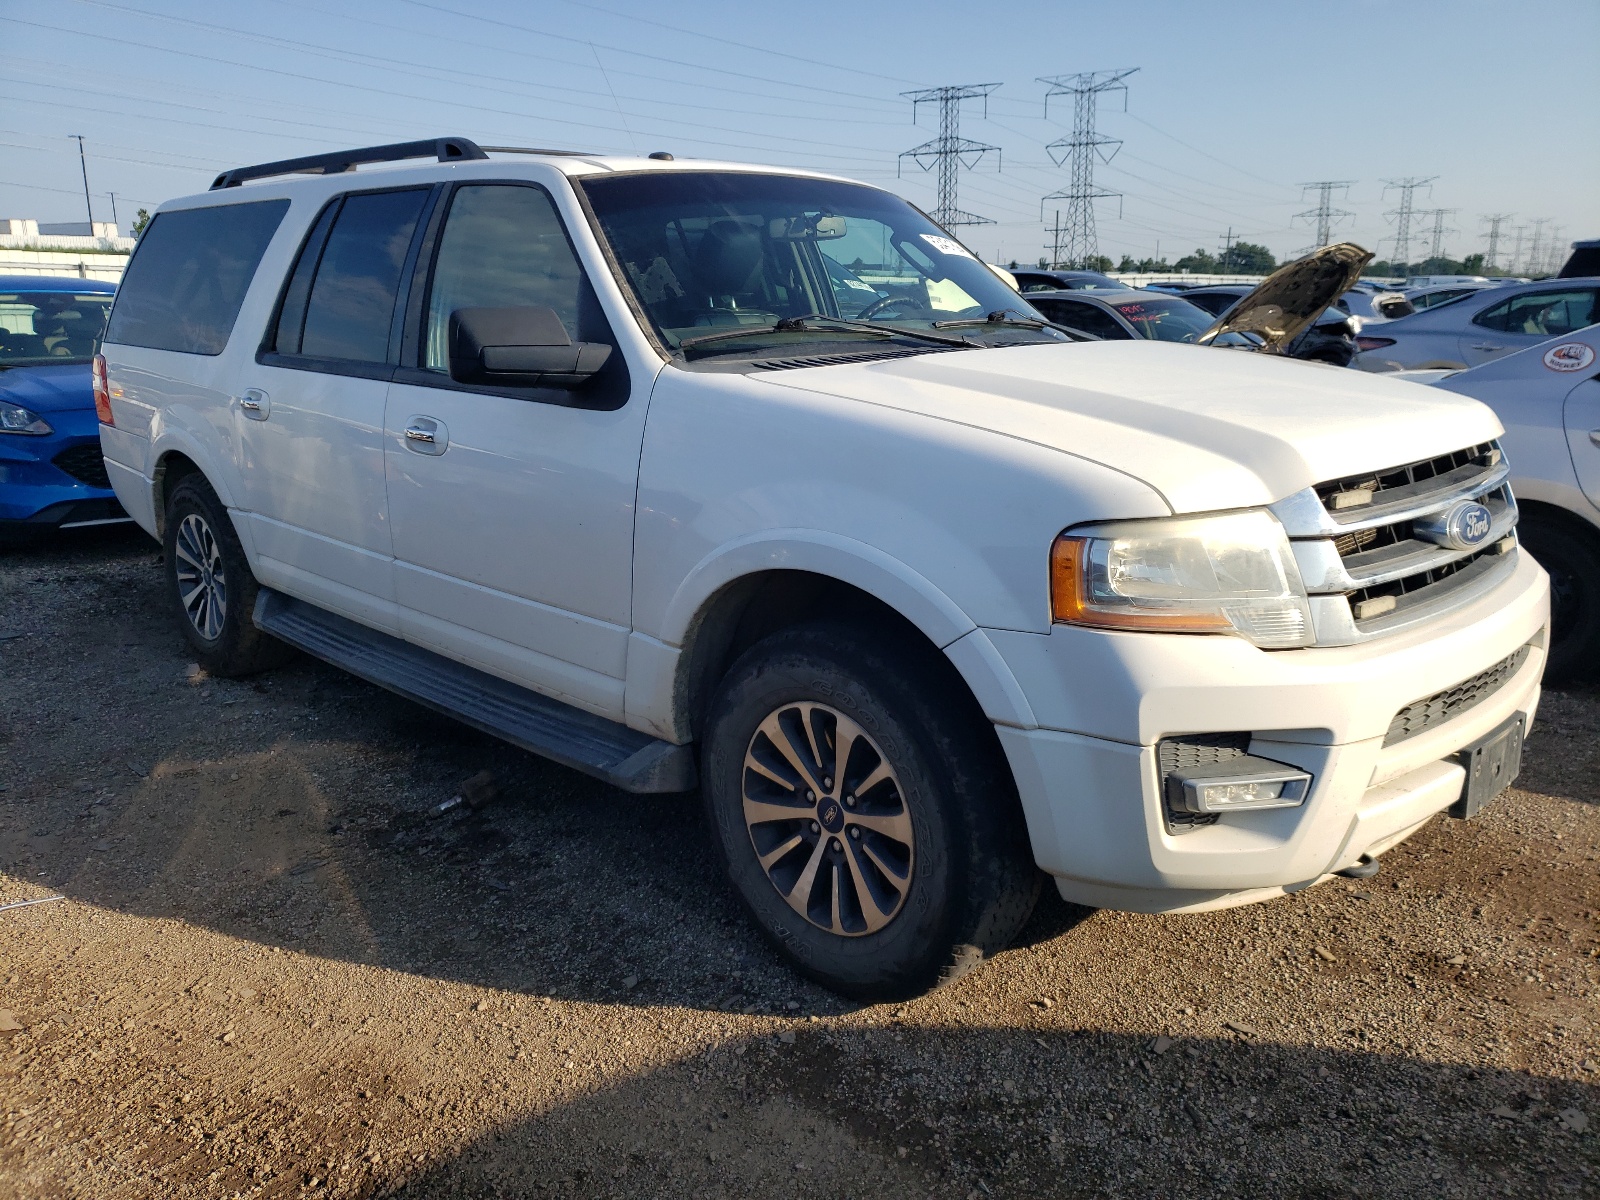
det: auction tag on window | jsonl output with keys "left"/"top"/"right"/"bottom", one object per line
{"left": 919, "top": 234, "right": 974, "bottom": 259}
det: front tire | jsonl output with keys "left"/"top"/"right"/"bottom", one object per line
{"left": 1519, "top": 515, "right": 1600, "bottom": 683}
{"left": 163, "top": 475, "right": 288, "bottom": 678}
{"left": 702, "top": 623, "right": 1040, "bottom": 1000}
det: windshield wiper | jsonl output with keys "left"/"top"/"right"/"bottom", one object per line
{"left": 677, "top": 313, "right": 973, "bottom": 358}
{"left": 932, "top": 310, "right": 1054, "bottom": 331}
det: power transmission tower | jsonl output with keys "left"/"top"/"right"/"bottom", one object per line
{"left": 1528, "top": 218, "right": 1550, "bottom": 277}
{"left": 1036, "top": 68, "right": 1137, "bottom": 268}
{"left": 1219, "top": 226, "right": 1238, "bottom": 272}
{"left": 1480, "top": 213, "right": 1512, "bottom": 271}
{"left": 1419, "top": 208, "right": 1457, "bottom": 261}
{"left": 1382, "top": 176, "right": 1437, "bottom": 267}
{"left": 1295, "top": 181, "right": 1355, "bottom": 252}
{"left": 1545, "top": 225, "right": 1566, "bottom": 275}
{"left": 899, "top": 83, "right": 1002, "bottom": 229}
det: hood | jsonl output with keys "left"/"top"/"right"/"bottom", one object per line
{"left": 754, "top": 340, "right": 1503, "bottom": 514}
{"left": 1199, "top": 243, "right": 1372, "bottom": 353}
{"left": 0, "top": 361, "right": 92, "bottom": 414}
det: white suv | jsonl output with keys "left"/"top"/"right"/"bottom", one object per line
{"left": 97, "top": 138, "right": 1549, "bottom": 998}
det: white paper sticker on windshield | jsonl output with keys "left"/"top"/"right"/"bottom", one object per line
{"left": 920, "top": 234, "right": 974, "bottom": 259}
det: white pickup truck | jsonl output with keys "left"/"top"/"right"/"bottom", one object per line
{"left": 96, "top": 138, "right": 1549, "bottom": 998}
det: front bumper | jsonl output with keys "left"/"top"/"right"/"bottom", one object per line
{"left": 989, "top": 549, "right": 1549, "bottom": 913}
{"left": 0, "top": 407, "right": 128, "bottom": 533}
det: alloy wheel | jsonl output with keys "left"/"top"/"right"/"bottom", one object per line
{"left": 742, "top": 701, "right": 914, "bottom": 936}
{"left": 174, "top": 513, "right": 228, "bottom": 641}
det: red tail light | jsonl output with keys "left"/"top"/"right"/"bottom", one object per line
{"left": 1355, "top": 336, "right": 1396, "bottom": 353}
{"left": 93, "top": 354, "right": 114, "bottom": 425}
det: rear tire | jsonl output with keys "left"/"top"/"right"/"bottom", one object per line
{"left": 163, "top": 475, "right": 289, "bottom": 678}
{"left": 1519, "top": 515, "right": 1600, "bottom": 683}
{"left": 702, "top": 622, "right": 1040, "bottom": 1000}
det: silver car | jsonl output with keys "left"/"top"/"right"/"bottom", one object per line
{"left": 1401, "top": 323, "right": 1600, "bottom": 679}
{"left": 1354, "top": 278, "right": 1600, "bottom": 372}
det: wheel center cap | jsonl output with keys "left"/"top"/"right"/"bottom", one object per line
{"left": 817, "top": 797, "right": 845, "bottom": 834}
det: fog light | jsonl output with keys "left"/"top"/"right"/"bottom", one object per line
{"left": 1165, "top": 755, "right": 1312, "bottom": 814}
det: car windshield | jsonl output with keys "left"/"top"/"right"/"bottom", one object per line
{"left": 1107, "top": 295, "right": 1217, "bottom": 343}
{"left": 0, "top": 290, "right": 114, "bottom": 365}
{"left": 578, "top": 171, "right": 1062, "bottom": 358}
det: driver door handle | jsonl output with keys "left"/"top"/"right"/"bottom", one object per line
{"left": 239, "top": 389, "right": 269, "bottom": 420}
{"left": 1471, "top": 342, "right": 1503, "bottom": 351}
{"left": 402, "top": 416, "right": 448, "bottom": 455}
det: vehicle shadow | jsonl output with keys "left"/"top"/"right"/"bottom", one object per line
{"left": 378, "top": 1025, "right": 1594, "bottom": 1199}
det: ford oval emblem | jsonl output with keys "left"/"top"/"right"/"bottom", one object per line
{"left": 1445, "top": 501, "right": 1493, "bottom": 550}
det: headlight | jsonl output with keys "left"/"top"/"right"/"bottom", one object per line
{"left": 1050, "top": 510, "right": 1313, "bottom": 649}
{"left": 0, "top": 398, "right": 53, "bottom": 436}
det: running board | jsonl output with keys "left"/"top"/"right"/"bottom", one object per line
{"left": 253, "top": 590, "right": 695, "bottom": 794}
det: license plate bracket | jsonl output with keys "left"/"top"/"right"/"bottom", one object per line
{"left": 1449, "top": 713, "right": 1525, "bottom": 819}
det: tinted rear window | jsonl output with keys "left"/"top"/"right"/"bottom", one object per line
{"left": 105, "top": 199, "right": 288, "bottom": 355}
{"left": 298, "top": 189, "right": 428, "bottom": 363}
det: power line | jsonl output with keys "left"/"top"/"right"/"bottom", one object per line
{"left": 898, "top": 84, "right": 1002, "bottom": 228}
{"left": 1480, "top": 213, "right": 1513, "bottom": 271}
{"left": 1294, "top": 180, "right": 1354, "bottom": 251}
{"left": 1382, "top": 176, "right": 1437, "bottom": 265}
{"left": 1037, "top": 68, "right": 1137, "bottom": 268}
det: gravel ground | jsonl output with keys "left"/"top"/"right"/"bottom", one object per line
{"left": 1, "top": 528, "right": 1597, "bottom": 1199}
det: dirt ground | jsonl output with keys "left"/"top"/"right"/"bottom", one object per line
{"left": 1, "top": 527, "right": 1596, "bottom": 1200}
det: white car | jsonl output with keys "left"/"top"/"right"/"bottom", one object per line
{"left": 97, "top": 138, "right": 1549, "bottom": 998}
{"left": 1403, "top": 324, "right": 1600, "bottom": 679}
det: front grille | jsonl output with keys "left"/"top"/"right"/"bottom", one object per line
{"left": 1276, "top": 441, "right": 1519, "bottom": 645}
{"left": 1383, "top": 645, "right": 1531, "bottom": 747}
{"left": 1315, "top": 441, "right": 1497, "bottom": 510}
{"left": 1157, "top": 733, "right": 1250, "bottom": 830}
{"left": 52, "top": 444, "right": 111, "bottom": 489}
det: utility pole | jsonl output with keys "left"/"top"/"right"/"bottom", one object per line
{"left": 1419, "top": 208, "right": 1457, "bottom": 261}
{"left": 1218, "top": 226, "right": 1238, "bottom": 272}
{"left": 1382, "top": 176, "right": 1437, "bottom": 268}
{"left": 1480, "top": 213, "right": 1512, "bottom": 271}
{"left": 1037, "top": 68, "right": 1138, "bottom": 269}
{"left": 1045, "top": 209, "right": 1068, "bottom": 271}
{"left": 71, "top": 135, "right": 94, "bottom": 228}
{"left": 1295, "top": 181, "right": 1354, "bottom": 252}
{"left": 899, "top": 83, "right": 1002, "bottom": 229}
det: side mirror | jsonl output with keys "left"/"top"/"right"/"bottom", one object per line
{"left": 448, "top": 306, "right": 612, "bottom": 389}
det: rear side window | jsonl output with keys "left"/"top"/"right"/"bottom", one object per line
{"left": 269, "top": 188, "right": 430, "bottom": 364}
{"left": 105, "top": 199, "right": 288, "bottom": 355}
{"left": 1473, "top": 289, "right": 1599, "bottom": 336}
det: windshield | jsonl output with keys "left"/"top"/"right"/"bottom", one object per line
{"left": 578, "top": 172, "right": 1060, "bottom": 358}
{"left": 1107, "top": 295, "right": 1217, "bottom": 343}
{"left": 0, "top": 290, "right": 114, "bottom": 365}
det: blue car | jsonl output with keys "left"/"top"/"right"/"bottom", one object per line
{"left": 0, "top": 275, "right": 127, "bottom": 544}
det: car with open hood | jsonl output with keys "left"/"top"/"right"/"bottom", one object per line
{"left": 97, "top": 138, "right": 1550, "bottom": 999}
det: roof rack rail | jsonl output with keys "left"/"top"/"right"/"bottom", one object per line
{"left": 478, "top": 145, "right": 598, "bottom": 157}
{"left": 210, "top": 137, "right": 489, "bottom": 190}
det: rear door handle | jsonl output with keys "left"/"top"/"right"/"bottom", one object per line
{"left": 1589, "top": 430, "right": 1600, "bottom": 447}
{"left": 1471, "top": 343, "right": 1504, "bottom": 351}
{"left": 402, "top": 416, "right": 447, "bottom": 455}
{"left": 239, "top": 389, "right": 269, "bottom": 420}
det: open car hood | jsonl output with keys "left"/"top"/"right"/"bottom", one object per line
{"left": 1198, "top": 243, "right": 1373, "bottom": 353}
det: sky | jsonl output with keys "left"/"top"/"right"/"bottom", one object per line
{"left": 2, "top": 0, "right": 1597, "bottom": 271}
